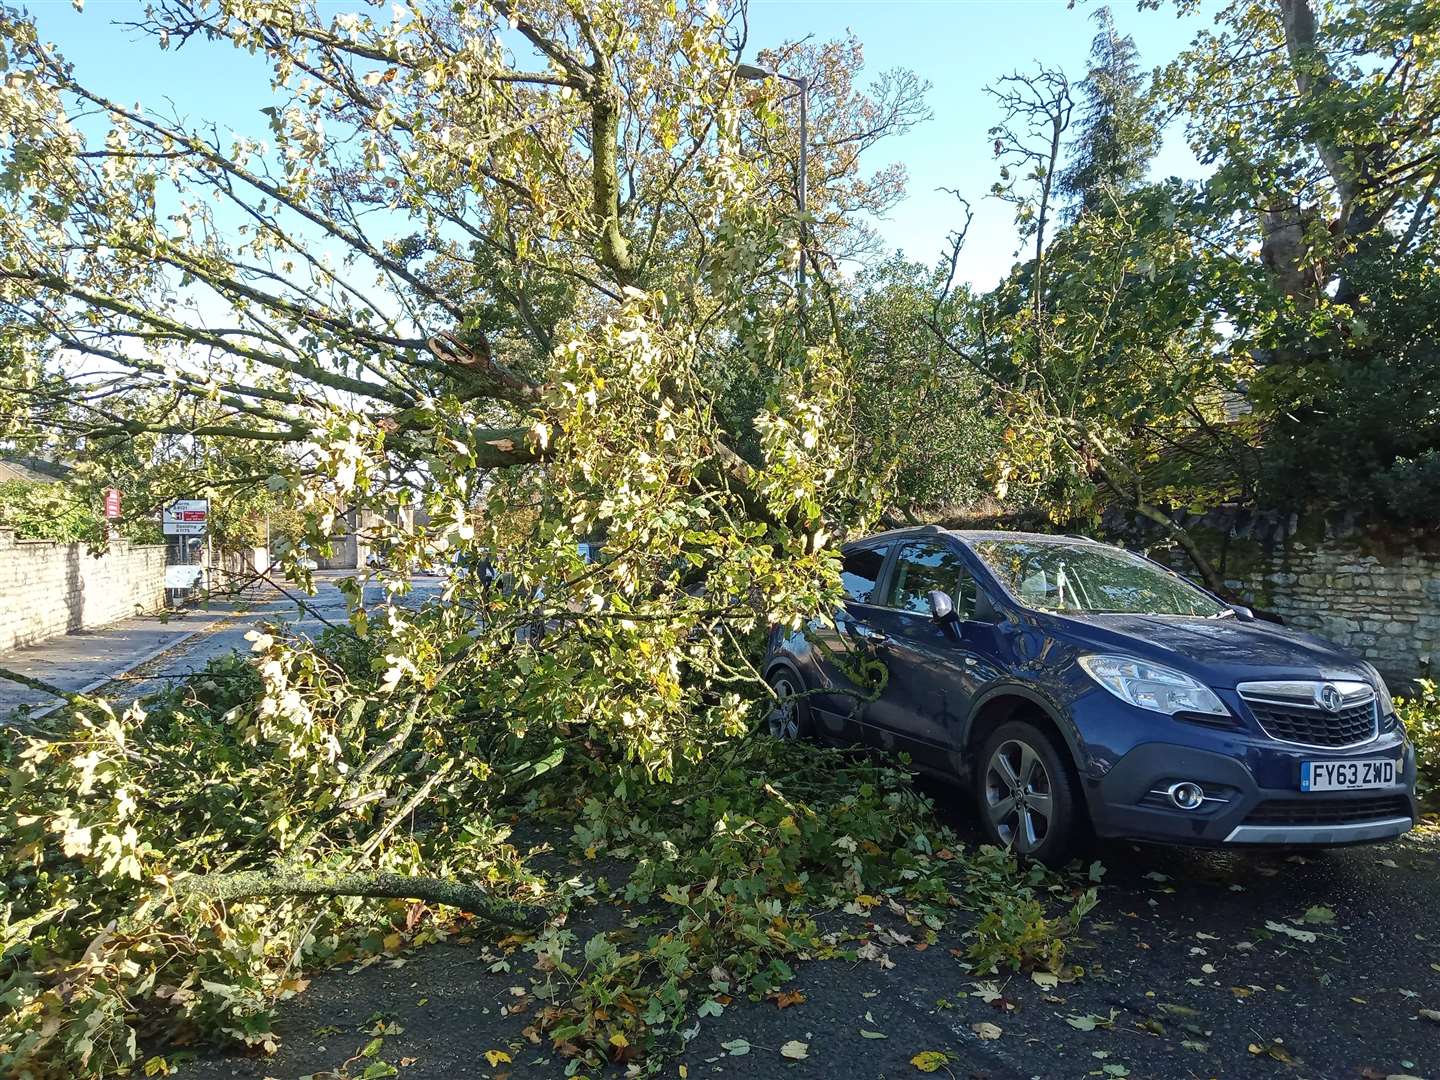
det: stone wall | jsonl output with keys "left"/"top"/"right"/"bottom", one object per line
{"left": 0, "top": 530, "right": 167, "bottom": 653}
{"left": 1132, "top": 511, "right": 1440, "bottom": 689}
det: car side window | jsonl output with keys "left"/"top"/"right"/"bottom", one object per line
{"left": 840, "top": 545, "right": 887, "bottom": 603}
{"left": 887, "top": 541, "right": 975, "bottom": 617}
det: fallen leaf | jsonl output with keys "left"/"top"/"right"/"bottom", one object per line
{"left": 911, "top": 1050, "right": 951, "bottom": 1072}
{"left": 1063, "top": 1011, "right": 1115, "bottom": 1031}
{"left": 1031, "top": 971, "right": 1059, "bottom": 990}
{"left": 779, "top": 1040, "right": 809, "bottom": 1060}
{"left": 1264, "top": 920, "right": 1317, "bottom": 943}
{"left": 483, "top": 1050, "right": 511, "bottom": 1067}
{"left": 1419, "top": 1008, "right": 1440, "bottom": 1023}
{"left": 970, "top": 981, "right": 1002, "bottom": 1003}
{"left": 1302, "top": 905, "right": 1336, "bottom": 924}
{"left": 860, "top": 1029, "right": 888, "bottom": 1039}
{"left": 721, "top": 1038, "right": 751, "bottom": 1056}
{"left": 972, "top": 1021, "right": 1002, "bottom": 1040}
{"left": 769, "top": 990, "right": 806, "bottom": 1009}
{"left": 1247, "top": 1041, "right": 1293, "bottom": 1063}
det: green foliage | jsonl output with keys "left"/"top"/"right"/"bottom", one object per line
{"left": 494, "top": 739, "right": 1090, "bottom": 1070}
{"left": 962, "top": 846, "right": 1097, "bottom": 976}
{"left": 1396, "top": 679, "right": 1440, "bottom": 811}
{"left": 844, "top": 257, "right": 1002, "bottom": 514}
{"left": 961, "top": 180, "right": 1259, "bottom": 530}
{"left": 0, "top": 639, "right": 546, "bottom": 1078}
{"left": 1254, "top": 252, "right": 1440, "bottom": 524}
{"left": 1058, "top": 6, "right": 1160, "bottom": 216}
{"left": 0, "top": 479, "right": 98, "bottom": 542}
{"left": 0, "top": 632, "right": 1093, "bottom": 1077}
{"left": 1153, "top": 0, "right": 1440, "bottom": 524}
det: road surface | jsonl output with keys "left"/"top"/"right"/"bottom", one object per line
{"left": 0, "top": 573, "right": 443, "bottom": 721}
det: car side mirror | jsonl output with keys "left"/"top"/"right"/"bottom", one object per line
{"left": 1230, "top": 604, "right": 1256, "bottom": 623}
{"left": 927, "top": 590, "right": 956, "bottom": 623}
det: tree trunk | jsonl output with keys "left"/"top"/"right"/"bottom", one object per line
{"left": 173, "top": 869, "right": 545, "bottom": 929}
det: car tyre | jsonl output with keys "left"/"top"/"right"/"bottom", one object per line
{"left": 766, "top": 668, "right": 813, "bottom": 742}
{"left": 976, "top": 719, "right": 1082, "bottom": 866}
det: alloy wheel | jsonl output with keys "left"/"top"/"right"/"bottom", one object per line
{"left": 983, "top": 738, "right": 1055, "bottom": 855}
{"left": 768, "top": 675, "right": 802, "bottom": 741}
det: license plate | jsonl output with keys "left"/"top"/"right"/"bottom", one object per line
{"left": 1301, "top": 758, "right": 1401, "bottom": 792}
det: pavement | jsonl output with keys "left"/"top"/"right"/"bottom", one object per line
{"left": 0, "top": 572, "right": 443, "bottom": 723}
{"left": 173, "top": 812, "right": 1440, "bottom": 1080}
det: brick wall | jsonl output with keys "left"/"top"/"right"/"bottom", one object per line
{"left": 0, "top": 529, "right": 167, "bottom": 653}
{"left": 1131, "top": 511, "right": 1440, "bottom": 690}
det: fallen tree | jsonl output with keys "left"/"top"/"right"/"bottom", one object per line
{"left": 170, "top": 869, "right": 545, "bottom": 929}
{"left": 0, "top": 0, "right": 947, "bottom": 1073}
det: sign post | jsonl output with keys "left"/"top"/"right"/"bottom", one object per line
{"left": 162, "top": 499, "right": 210, "bottom": 602}
{"left": 162, "top": 499, "right": 209, "bottom": 535}
{"left": 102, "top": 488, "right": 121, "bottom": 543}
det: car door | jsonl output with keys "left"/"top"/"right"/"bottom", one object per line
{"left": 862, "top": 539, "right": 992, "bottom": 765}
{"left": 804, "top": 542, "right": 891, "bottom": 741}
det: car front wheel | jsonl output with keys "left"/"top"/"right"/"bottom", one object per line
{"left": 976, "top": 720, "right": 1081, "bottom": 865}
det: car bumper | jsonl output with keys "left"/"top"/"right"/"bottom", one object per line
{"left": 1083, "top": 725, "right": 1418, "bottom": 848}
{"left": 1220, "top": 816, "right": 1412, "bottom": 845}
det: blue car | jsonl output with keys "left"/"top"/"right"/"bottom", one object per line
{"left": 763, "top": 527, "right": 1418, "bottom": 864}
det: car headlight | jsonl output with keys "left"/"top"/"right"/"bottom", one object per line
{"left": 1078, "top": 654, "right": 1229, "bottom": 718}
{"left": 1362, "top": 662, "right": 1395, "bottom": 717}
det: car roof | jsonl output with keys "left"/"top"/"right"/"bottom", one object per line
{"left": 841, "top": 526, "right": 1099, "bottom": 550}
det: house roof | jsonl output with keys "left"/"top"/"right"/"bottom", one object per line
{"left": 0, "top": 456, "right": 71, "bottom": 484}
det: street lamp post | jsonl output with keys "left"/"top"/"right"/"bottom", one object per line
{"left": 737, "top": 62, "right": 809, "bottom": 325}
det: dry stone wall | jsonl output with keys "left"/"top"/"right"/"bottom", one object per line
{"left": 0, "top": 529, "right": 167, "bottom": 653}
{"left": 1129, "top": 511, "right": 1440, "bottom": 689}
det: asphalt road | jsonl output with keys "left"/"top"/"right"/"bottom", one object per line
{"left": 98, "top": 574, "right": 444, "bottom": 710}
{"left": 176, "top": 799, "right": 1440, "bottom": 1080}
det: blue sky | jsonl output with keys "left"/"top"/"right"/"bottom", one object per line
{"left": 31, "top": 0, "right": 1216, "bottom": 289}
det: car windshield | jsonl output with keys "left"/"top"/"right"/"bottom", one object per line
{"left": 970, "top": 539, "right": 1227, "bottom": 618}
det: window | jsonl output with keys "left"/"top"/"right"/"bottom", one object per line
{"left": 840, "top": 545, "right": 887, "bottom": 603}
{"left": 971, "top": 539, "right": 1226, "bottom": 617}
{"left": 886, "top": 542, "right": 975, "bottom": 617}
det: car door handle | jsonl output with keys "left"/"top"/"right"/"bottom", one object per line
{"left": 854, "top": 625, "right": 888, "bottom": 644}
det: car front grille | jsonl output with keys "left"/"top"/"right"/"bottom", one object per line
{"left": 1242, "top": 795, "right": 1411, "bottom": 827}
{"left": 1245, "top": 699, "right": 1378, "bottom": 747}
{"left": 1236, "top": 681, "right": 1378, "bottom": 747}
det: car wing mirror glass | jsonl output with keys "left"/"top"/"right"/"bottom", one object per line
{"left": 927, "top": 590, "right": 955, "bottom": 622}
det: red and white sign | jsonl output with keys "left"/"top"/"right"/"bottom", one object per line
{"left": 103, "top": 488, "right": 122, "bottom": 519}
{"left": 162, "top": 498, "right": 209, "bottom": 535}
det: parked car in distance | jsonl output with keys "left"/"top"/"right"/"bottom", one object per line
{"left": 763, "top": 527, "right": 1417, "bottom": 864}
{"left": 270, "top": 546, "right": 318, "bottom": 572}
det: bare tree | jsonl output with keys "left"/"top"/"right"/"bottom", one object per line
{"left": 987, "top": 66, "right": 1073, "bottom": 321}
